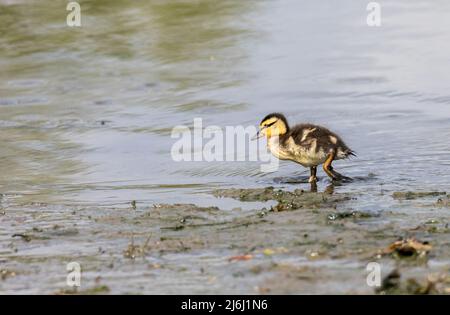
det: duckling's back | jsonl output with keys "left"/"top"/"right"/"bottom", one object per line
{"left": 281, "top": 123, "right": 355, "bottom": 162}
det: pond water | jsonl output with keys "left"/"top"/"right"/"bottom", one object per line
{"left": 1, "top": 0, "right": 449, "bottom": 294}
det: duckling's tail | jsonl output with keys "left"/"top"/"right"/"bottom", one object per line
{"left": 336, "top": 148, "right": 356, "bottom": 160}
{"left": 336, "top": 146, "right": 356, "bottom": 159}
{"left": 345, "top": 149, "right": 357, "bottom": 159}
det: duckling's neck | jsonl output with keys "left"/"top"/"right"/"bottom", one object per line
{"left": 267, "top": 135, "right": 289, "bottom": 160}
{"left": 267, "top": 135, "right": 278, "bottom": 147}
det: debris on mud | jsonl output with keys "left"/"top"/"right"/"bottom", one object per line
{"left": 46, "top": 226, "right": 79, "bottom": 237}
{"left": 376, "top": 270, "right": 450, "bottom": 295}
{"left": 213, "top": 187, "right": 281, "bottom": 202}
{"left": 405, "top": 278, "right": 437, "bottom": 295}
{"left": 376, "top": 269, "right": 401, "bottom": 294}
{"left": 143, "top": 203, "right": 221, "bottom": 226}
{"left": 259, "top": 247, "right": 289, "bottom": 256}
{"left": 11, "top": 233, "right": 32, "bottom": 242}
{"left": 411, "top": 221, "right": 450, "bottom": 234}
{"left": 436, "top": 196, "right": 450, "bottom": 207}
{"left": 212, "top": 187, "right": 351, "bottom": 211}
{"left": 11, "top": 226, "right": 79, "bottom": 243}
{"left": 327, "top": 210, "right": 377, "bottom": 221}
{"left": 381, "top": 238, "right": 432, "bottom": 258}
{"left": 228, "top": 254, "right": 253, "bottom": 262}
{"left": 392, "top": 191, "right": 446, "bottom": 200}
{"left": 133, "top": 203, "right": 268, "bottom": 234}
{"left": 123, "top": 234, "right": 152, "bottom": 259}
{"left": 1, "top": 269, "right": 17, "bottom": 281}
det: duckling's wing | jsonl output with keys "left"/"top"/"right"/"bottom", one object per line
{"left": 290, "top": 124, "right": 355, "bottom": 159}
{"left": 315, "top": 129, "right": 355, "bottom": 159}
{"left": 288, "top": 124, "right": 321, "bottom": 144}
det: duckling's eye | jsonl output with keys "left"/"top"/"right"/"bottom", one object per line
{"left": 265, "top": 120, "right": 277, "bottom": 128}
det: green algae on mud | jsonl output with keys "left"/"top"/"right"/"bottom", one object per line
{"left": 212, "top": 187, "right": 352, "bottom": 211}
{"left": 392, "top": 191, "right": 447, "bottom": 200}
{"left": 392, "top": 190, "right": 450, "bottom": 209}
{"left": 56, "top": 285, "right": 111, "bottom": 295}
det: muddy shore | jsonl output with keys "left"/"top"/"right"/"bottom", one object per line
{"left": 1, "top": 186, "right": 449, "bottom": 294}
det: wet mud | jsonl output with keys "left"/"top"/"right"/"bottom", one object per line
{"left": 1, "top": 186, "right": 449, "bottom": 294}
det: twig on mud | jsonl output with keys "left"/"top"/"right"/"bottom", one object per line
{"left": 123, "top": 233, "right": 152, "bottom": 259}
{"left": 12, "top": 234, "right": 32, "bottom": 242}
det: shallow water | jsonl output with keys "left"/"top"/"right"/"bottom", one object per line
{"left": 1, "top": 0, "right": 450, "bottom": 294}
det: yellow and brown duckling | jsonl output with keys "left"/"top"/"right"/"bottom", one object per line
{"left": 254, "top": 113, "right": 355, "bottom": 182}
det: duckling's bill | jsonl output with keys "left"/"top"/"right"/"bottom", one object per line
{"left": 251, "top": 127, "right": 266, "bottom": 140}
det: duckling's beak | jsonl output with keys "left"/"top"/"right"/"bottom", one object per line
{"left": 251, "top": 127, "right": 266, "bottom": 141}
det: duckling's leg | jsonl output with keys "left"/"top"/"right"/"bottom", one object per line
{"left": 308, "top": 166, "right": 317, "bottom": 183}
{"left": 323, "top": 151, "right": 344, "bottom": 181}
{"left": 310, "top": 181, "right": 318, "bottom": 193}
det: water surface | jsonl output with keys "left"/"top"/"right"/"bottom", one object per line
{"left": 1, "top": 0, "right": 449, "bottom": 294}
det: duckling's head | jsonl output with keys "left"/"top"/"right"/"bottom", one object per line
{"left": 255, "top": 113, "right": 289, "bottom": 139}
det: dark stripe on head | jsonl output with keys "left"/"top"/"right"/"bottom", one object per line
{"left": 260, "top": 112, "right": 289, "bottom": 130}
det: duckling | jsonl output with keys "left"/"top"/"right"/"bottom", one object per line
{"left": 254, "top": 113, "right": 355, "bottom": 182}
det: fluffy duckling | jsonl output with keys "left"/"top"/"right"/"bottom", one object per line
{"left": 255, "top": 113, "right": 355, "bottom": 182}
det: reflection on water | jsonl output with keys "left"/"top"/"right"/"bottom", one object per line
{"left": 1, "top": 0, "right": 450, "bottom": 208}
{"left": 0, "top": 0, "right": 259, "bottom": 205}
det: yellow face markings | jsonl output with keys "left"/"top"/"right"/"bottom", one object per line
{"left": 259, "top": 117, "right": 288, "bottom": 139}
{"left": 259, "top": 117, "right": 288, "bottom": 138}
{"left": 274, "top": 120, "right": 287, "bottom": 136}
{"left": 260, "top": 117, "right": 277, "bottom": 129}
